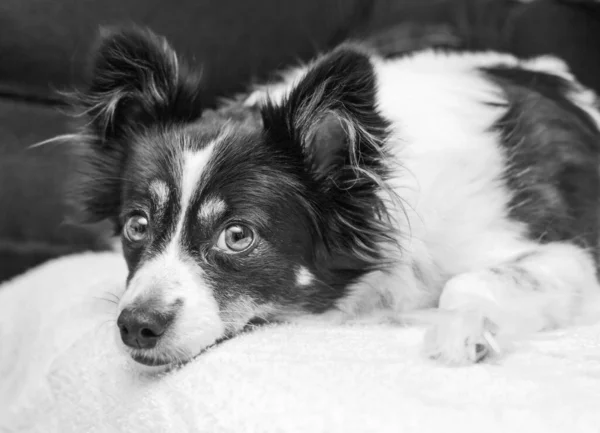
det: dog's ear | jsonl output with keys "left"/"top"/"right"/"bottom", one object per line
{"left": 261, "top": 45, "right": 393, "bottom": 262}
{"left": 262, "top": 45, "right": 388, "bottom": 181}
{"left": 72, "top": 27, "right": 203, "bottom": 224}
{"left": 78, "top": 26, "right": 203, "bottom": 142}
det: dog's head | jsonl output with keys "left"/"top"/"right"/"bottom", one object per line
{"left": 75, "top": 27, "right": 393, "bottom": 366}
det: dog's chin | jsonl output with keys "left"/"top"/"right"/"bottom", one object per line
{"left": 130, "top": 352, "right": 174, "bottom": 367}
{"left": 127, "top": 343, "right": 219, "bottom": 369}
{"left": 124, "top": 324, "right": 259, "bottom": 369}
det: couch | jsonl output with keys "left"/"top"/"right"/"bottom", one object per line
{"left": 1, "top": 0, "right": 599, "bottom": 282}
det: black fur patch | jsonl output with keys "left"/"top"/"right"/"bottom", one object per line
{"left": 482, "top": 65, "right": 600, "bottom": 261}
{"left": 83, "top": 26, "right": 203, "bottom": 140}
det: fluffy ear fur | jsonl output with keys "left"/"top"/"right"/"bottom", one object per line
{"left": 72, "top": 26, "right": 203, "bottom": 223}
{"left": 261, "top": 45, "right": 395, "bottom": 264}
{"left": 79, "top": 26, "right": 203, "bottom": 141}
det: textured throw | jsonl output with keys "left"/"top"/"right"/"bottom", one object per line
{"left": 1, "top": 253, "right": 600, "bottom": 433}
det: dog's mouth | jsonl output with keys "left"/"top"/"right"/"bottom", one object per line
{"left": 130, "top": 352, "right": 172, "bottom": 367}
{"left": 128, "top": 344, "right": 217, "bottom": 367}
{"left": 127, "top": 322, "right": 265, "bottom": 367}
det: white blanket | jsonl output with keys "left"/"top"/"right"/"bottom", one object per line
{"left": 1, "top": 252, "right": 600, "bottom": 433}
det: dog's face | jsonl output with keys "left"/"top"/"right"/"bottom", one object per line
{"left": 76, "top": 27, "right": 392, "bottom": 366}
{"left": 113, "top": 120, "right": 328, "bottom": 365}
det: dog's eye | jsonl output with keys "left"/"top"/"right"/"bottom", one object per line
{"left": 216, "top": 224, "right": 256, "bottom": 253}
{"left": 124, "top": 215, "right": 149, "bottom": 243}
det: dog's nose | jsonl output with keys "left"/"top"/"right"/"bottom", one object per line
{"left": 117, "top": 307, "right": 171, "bottom": 349}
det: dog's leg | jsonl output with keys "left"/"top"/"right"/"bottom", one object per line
{"left": 423, "top": 242, "right": 600, "bottom": 365}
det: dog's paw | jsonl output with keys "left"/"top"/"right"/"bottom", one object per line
{"left": 423, "top": 310, "right": 500, "bottom": 365}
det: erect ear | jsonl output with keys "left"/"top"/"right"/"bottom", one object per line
{"left": 261, "top": 45, "right": 394, "bottom": 262}
{"left": 77, "top": 26, "right": 203, "bottom": 142}
{"left": 71, "top": 27, "right": 203, "bottom": 224}
{"left": 262, "top": 44, "right": 389, "bottom": 182}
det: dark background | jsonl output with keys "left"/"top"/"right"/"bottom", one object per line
{"left": 1, "top": 0, "right": 599, "bottom": 282}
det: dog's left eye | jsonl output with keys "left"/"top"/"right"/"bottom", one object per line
{"left": 124, "top": 215, "right": 149, "bottom": 243}
{"left": 215, "top": 224, "right": 256, "bottom": 254}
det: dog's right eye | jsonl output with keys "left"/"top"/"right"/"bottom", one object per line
{"left": 124, "top": 215, "right": 149, "bottom": 243}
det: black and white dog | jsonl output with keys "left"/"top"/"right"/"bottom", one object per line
{"left": 73, "top": 27, "right": 600, "bottom": 367}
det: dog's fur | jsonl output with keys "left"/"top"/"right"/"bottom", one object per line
{"left": 72, "top": 27, "right": 600, "bottom": 366}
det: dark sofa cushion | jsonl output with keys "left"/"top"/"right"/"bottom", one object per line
{"left": 0, "top": 98, "right": 111, "bottom": 281}
{"left": 0, "top": 0, "right": 363, "bottom": 105}
{"left": 449, "top": 0, "right": 600, "bottom": 94}
{"left": 0, "top": 0, "right": 453, "bottom": 105}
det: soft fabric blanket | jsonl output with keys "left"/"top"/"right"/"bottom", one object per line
{"left": 1, "top": 252, "right": 600, "bottom": 433}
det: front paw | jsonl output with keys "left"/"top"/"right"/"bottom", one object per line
{"left": 423, "top": 310, "right": 500, "bottom": 365}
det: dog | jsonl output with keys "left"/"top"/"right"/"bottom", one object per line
{"left": 72, "top": 26, "right": 600, "bottom": 367}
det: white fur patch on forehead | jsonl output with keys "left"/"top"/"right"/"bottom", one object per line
{"left": 181, "top": 149, "right": 214, "bottom": 211}
{"left": 149, "top": 180, "right": 170, "bottom": 212}
{"left": 163, "top": 127, "right": 235, "bottom": 258}
{"left": 198, "top": 197, "right": 227, "bottom": 221}
{"left": 166, "top": 144, "right": 216, "bottom": 252}
{"left": 296, "top": 266, "right": 314, "bottom": 286}
{"left": 178, "top": 126, "right": 233, "bottom": 216}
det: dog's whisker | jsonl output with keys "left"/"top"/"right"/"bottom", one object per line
{"left": 28, "top": 133, "right": 95, "bottom": 149}
{"left": 102, "top": 291, "right": 121, "bottom": 302}
{"left": 93, "top": 296, "right": 119, "bottom": 305}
